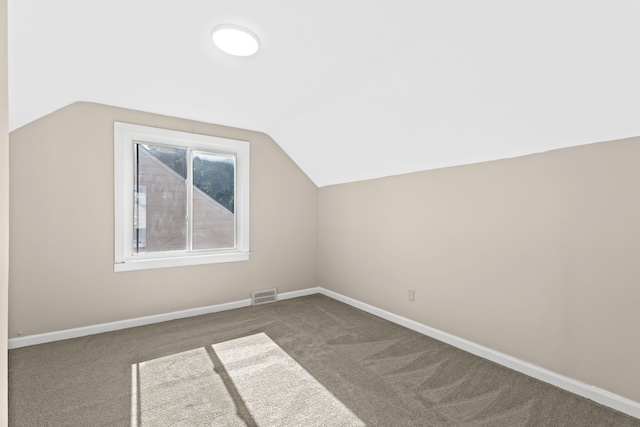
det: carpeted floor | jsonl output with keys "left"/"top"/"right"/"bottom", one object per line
{"left": 8, "top": 294, "right": 640, "bottom": 426}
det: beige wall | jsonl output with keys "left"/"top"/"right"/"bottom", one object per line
{"left": 319, "top": 137, "right": 640, "bottom": 403}
{"left": 9, "top": 102, "right": 318, "bottom": 336}
{"left": 7, "top": 98, "right": 640, "bottom": 407}
{"left": 1, "top": 0, "right": 8, "bottom": 424}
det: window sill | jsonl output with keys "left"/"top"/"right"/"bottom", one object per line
{"left": 114, "top": 251, "right": 250, "bottom": 272}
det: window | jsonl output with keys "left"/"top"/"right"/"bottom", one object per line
{"left": 114, "top": 122, "right": 249, "bottom": 272}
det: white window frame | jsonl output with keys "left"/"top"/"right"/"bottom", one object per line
{"left": 114, "top": 122, "right": 250, "bottom": 272}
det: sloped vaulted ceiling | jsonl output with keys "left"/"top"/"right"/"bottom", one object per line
{"left": 8, "top": 1, "right": 640, "bottom": 187}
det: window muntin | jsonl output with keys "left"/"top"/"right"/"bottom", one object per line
{"left": 114, "top": 122, "right": 249, "bottom": 272}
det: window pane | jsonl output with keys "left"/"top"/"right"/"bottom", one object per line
{"left": 134, "top": 144, "right": 187, "bottom": 253}
{"left": 192, "top": 151, "right": 235, "bottom": 250}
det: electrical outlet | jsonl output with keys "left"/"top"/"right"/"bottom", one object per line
{"left": 408, "top": 290, "right": 415, "bottom": 302}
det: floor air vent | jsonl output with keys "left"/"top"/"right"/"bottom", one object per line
{"left": 251, "top": 288, "right": 278, "bottom": 306}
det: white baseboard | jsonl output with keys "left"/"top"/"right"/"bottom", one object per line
{"left": 318, "top": 287, "right": 640, "bottom": 420}
{"left": 277, "top": 286, "right": 321, "bottom": 300}
{"left": 8, "top": 286, "right": 640, "bottom": 419}
{"left": 8, "top": 298, "right": 252, "bottom": 349}
{"left": 8, "top": 287, "right": 320, "bottom": 350}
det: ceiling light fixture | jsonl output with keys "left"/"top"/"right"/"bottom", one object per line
{"left": 211, "top": 24, "right": 260, "bottom": 57}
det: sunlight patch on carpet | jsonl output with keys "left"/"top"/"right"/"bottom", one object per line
{"left": 131, "top": 347, "right": 244, "bottom": 426}
{"left": 132, "top": 333, "right": 364, "bottom": 426}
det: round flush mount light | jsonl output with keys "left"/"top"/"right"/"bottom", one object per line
{"left": 211, "top": 24, "right": 260, "bottom": 57}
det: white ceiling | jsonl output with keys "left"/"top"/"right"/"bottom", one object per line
{"left": 9, "top": 1, "right": 640, "bottom": 187}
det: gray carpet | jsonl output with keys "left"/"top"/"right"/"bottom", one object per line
{"left": 8, "top": 294, "right": 640, "bottom": 426}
